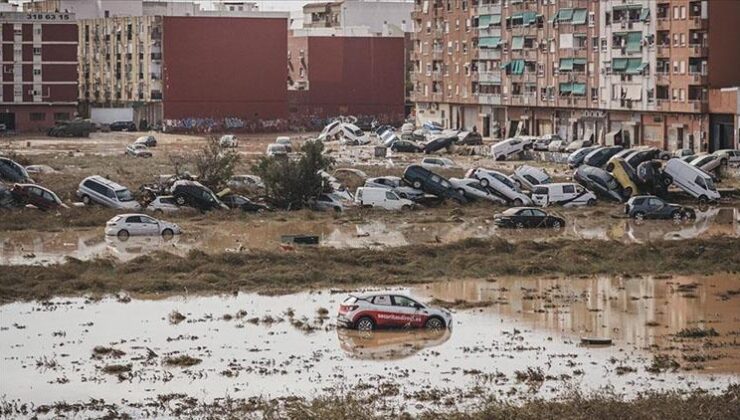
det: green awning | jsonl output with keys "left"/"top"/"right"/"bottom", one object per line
{"left": 573, "top": 58, "right": 587, "bottom": 65}
{"left": 612, "top": 58, "right": 629, "bottom": 71}
{"left": 511, "top": 36, "right": 524, "bottom": 50}
{"left": 506, "top": 60, "right": 525, "bottom": 75}
{"left": 626, "top": 32, "right": 642, "bottom": 53}
{"left": 572, "top": 9, "right": 588, "bottom": 25}
{"left": 614, "top": 4, "right": 642, "bottom": 11}
{"left": 639, "top": 8, "right": 650, "bottom": 21}
{"left": 556, "top": 8, "right": 574, "bottom": 22}
{"left": 513, "top": 11, "right": 538, "bottom": 26}
{"left": 490, "top": 14, "right": 501, "bottom": 25}
{"left": 559, "top": 58, "right": 574, "bottom": 71}
{"left": 479, "top": 36, "right": 501, "bottom": 48}
{"left": 559, "top": 83, "right": 572, "bottom": 94}
{"left": 571, "top": 83, "right": 586, "bottom": 96}
{"left": 625, "top": 59, "right": 645, "bottom": 74}
{"left": 478, "top": 15, "right": 492, "bottom": 28}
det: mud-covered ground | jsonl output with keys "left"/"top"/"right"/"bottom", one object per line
{"left": 1, "top": 131, "right": 739, "bottom": 418}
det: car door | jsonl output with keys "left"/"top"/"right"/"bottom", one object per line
{"left": 646, "top": 198, "right": 666, "bottom": 219}
{"left": 123, "top": 215, "right": 144, "bottom": 235}
{"left": 391, "top": 295, "right": 425, "bottom": 328}
{"left": 384, "top": 191, "right": 401, "bottom": 210}
{"left": 530, "top": 209, "right": 549, "bottom": 227}
{"left": 368, "top": 294, "right": 396, "bottom": 328}
{"left": 139, "top": 215, "right": 161, "bottom": 235}
{"left": 25, "top": 186, "right": 44, "bottom": 207}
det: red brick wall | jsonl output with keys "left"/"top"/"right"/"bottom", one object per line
{"left": 41, "top": 24, "right": 77, "bottom": 42}
{"left": 708, "top": 1, "right": 740, "bottom": 88}
{"left": 293, "top": 36, "right": 405, "bottom": 120}
{"left": 161, "top": 16, "right": 288, "bottom": 121}
{"left": 41, "top": 44, "right": 76, "bottom": 61}
{"left": 41, "top": 64, "right": 77, "bottom": 82}
{"left": 3, "top": 105, "right": 77, "bottom": 133}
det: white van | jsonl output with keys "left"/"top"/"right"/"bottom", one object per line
{"left": 491, "top": 137, "right": 526, "bottom": 161}
{"left": 531, "top": 183, "right": 597, "bottom": 207}
{"left": 355, "top": 187, "right": 414, "bottom": 210}
{"left": 664, "top": 158, "right": 721, "bottom": 203}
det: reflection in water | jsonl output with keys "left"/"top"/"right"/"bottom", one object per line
{"left": 0, "top": 207, "right": 737, "bottom": 265}
{"left": 0, "top": 274, "right": 737, "bottom": 412}
{"left": 337, "top": 328, "right": 451, "bottom": 360}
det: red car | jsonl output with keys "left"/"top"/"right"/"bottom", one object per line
{"left": 337, "top": 293, "right": 453, "bottom": 331}
{"left": 11, "top": 184, "right": 68, "bottom": 210}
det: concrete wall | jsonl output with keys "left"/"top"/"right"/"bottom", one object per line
{"left": 90, "top": 107, "right": 134, "bottom": 124}
{"left": 161, "top": 16, "right": 288, "bottom": 121}
{"left": 341, "top": 1, "right": 414, "bottom": 34}
{"left": 288, "top": 35, "right": 405, "bottom": 122}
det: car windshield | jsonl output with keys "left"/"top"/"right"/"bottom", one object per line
{"left": 351, "top": 128, "right": 363, "bottom": 136}
{"left": 342, "top": 296, "right": 357, "bottom": 304}
{"left": 115, "top": 189, "right": 134, "bottom": 201}
{"left": 502, "top": 208, "right": 520, "bottom": 216}
{"left": 705, "top": 177, "right": 716, "bottom": 191}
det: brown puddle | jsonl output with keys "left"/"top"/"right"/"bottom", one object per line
{"left": 1, "top": 207, "right": 738, "bottom": 266}
{"left": 0, "top": 274, "right": 738, "bottom": 414}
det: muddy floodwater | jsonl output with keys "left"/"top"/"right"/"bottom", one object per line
{"left": 1, "top": 274, "right": 738, "bottom": 415}
{"left": 1, "top": 207, "right": 738, "bottom": 265}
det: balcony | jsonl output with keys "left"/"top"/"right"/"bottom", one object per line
{"left": 477, "top": 3, "right": 502, "bottom": 15}
{"left": 656, "top": 45, "right": 670, "bottom": 57}
{"left": 656, "top": 18, "right": 670, "bottom": 31}
{"left": 478, "top": 49, "right": 501, "bottom": 60}
{"left": 478, "top": 26, "right": 502, "bottom": 37}
{"left": 689, "top": 72, "right": 708, "bottom": 85}
{"left": 475, "top": 71, "right": 501, "bottom": 83}
{"left": 688, "top": 44, "right": 708, "bottom": 57}
{"left": 689, "top": 100, "right": 708, "bottom": 113}
{"left": 656, "top": 72, "right": 670, "bottom": 84}
{"left": 478, "top": 93, "right": 502, "bottom": 105}
{"left": 688, "top": 16, "right": 709, "bottom": 30}
{"left": 509, "top": 94, "right": 536, "bottom": 106}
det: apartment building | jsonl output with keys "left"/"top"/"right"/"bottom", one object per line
{"left": 0, "top": 11, "right": 78, "bottom": 132}
{"left": 79, "top": 15, "right": 289, "bottom": 128}
{"left": 303, "top": 0, "right": 414, "bottom": 33}
{"left": 411, "top": 0, "right": 740, "bottom": 152}
{"left": 24, "top": 0, "right": 260, "bottom": 19}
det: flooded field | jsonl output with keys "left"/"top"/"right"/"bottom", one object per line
{"left": 1, "top": 274, "right": 738, "bottom": 416}
{"left": 1, "top": 206, "right": 737, "bottom": 265}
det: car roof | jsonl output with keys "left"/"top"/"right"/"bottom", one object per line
{"left": 84, "top": 175, "right": 127, "bottom": 190}
{"left": 352, "top": 292, "right": 411, "bottom": 299}
{"left": 116, "top": 213, "right": 150, "bottom": 218}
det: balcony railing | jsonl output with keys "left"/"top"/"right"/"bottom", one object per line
{"left": 477, "top": 93, "right": 502, "bottom": 105}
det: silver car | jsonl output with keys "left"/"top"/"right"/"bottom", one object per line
{"left": 365, "top": 176, "right": 424, "bottom": 200}
{"left": 105, "top": 213, "right": 181, "bottom": 239}
{"left": 77, "top": 175, "right": 141, "bottom": 210}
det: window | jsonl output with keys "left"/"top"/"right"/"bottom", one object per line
{"left": 125, "top": 216, "right": 142, "bottom": 223}
{"left": 29, "top": 112, "right": 45, "bottom": 121}
{"left": 385, "top": 191, "right": 399, "bottom": 200}
{"left": 33, "top": 68, "right": 41, "bottom": 76}
{"left": 33, "top": 47, "right": 41, "bottom": 56}
{"left": 53, "top": 112, "right": 70, "bottom": 121}
{"left": 648, "top": 198, "right": 664, "bottom": 207}
{"left": 372, "top": 295, "right": 391, "bottom": 306}
{"left": 562, "top": 185, "right": 575, "bottom": 194}
{"left": 392, "top": 296, "right": 420, "bottom": 308}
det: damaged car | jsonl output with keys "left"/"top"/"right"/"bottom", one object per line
{"left": 636, "top": 160, "right": 673, "bottom": 195}
{"left": 403, "top": 165, "right": 466, "bottom": 203}
{"left": 10, "top": 184, "right": 68, "bottom": 210}
{"left": 583, "top": 146, "right": 623, "bottom": 168}
{"left": 171, "top": 180, "right": 228, "bottom": 211}
{"left": 494, "top": 207, "right": 565, "bottom": 229}
{"left": 390, "top": 140, "right": 423, "bottom": 153}
{"left": 222, "top": 194, "right": 271, "bottom": 213}
{"left": 532, "top": 183, "right": 597, "bottom": 207}
{"left": 624, "top": 195, "right": 696, "bottom": 222}
{"left": 0, "top": 157, "right": 32, "bottom": 183}
{"left": 605, "top": 157, "right": 641, "bottom": 198}
{"left": 365, "top": 176, "right": 424, "bottom": 200}
{"left": 77, "top": 176, "right": 140, "bottom": 210}
{"left": 126, "top": 143, "right": 152, "bottom": 158}
{"left": 512, "top": 165, "right": 552, "bottom": 192}
{"left": 573, "top": 165, "right": 624, "bottom": 202}
{"left": 466, "top": 168, "right": 531, "bottom": 206}
{"left": 423, "top": 134, "right": 457, "bottom": 154}
{"left": 567, "top": 146, "right": 601, "bottom": 168}
{"left": 491, "top": 137, "right": 527, "bottom": 161}
{"left": 449, "top": 178, "right": 507, "bottom": 204}
{"left": 337, "top": 293, "right": 452, "bottom": 331}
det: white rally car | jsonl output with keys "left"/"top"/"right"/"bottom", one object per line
{"left": 337, "top": 293, "right": 452, "bottom": 331}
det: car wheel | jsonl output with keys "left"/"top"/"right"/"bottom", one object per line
{"left": 401, "top": 205, "right": 411, "bottom": 211}
{"left": 457, "top": 188, "right": 466, "bottom": 196}
{"left": 606, "top": 163, "right": 615, "bottom": 172}
{"left": 515, "top": 222, "right": 524, "bottom": 229}
{"left": 671, "top": 211, "right": 682, "bottom": 224}
{"left": 355, "top": 317, "right": 375, "bottom": 331}
{"left": 496, "top": 155, "right": 505, "bottom": 161}
{"left": 480, "top": 178, "right": 489, "bottom": 188}
{"left": 587, "top": 198, "right": 596, "bottom": 206}
{"left": 333, "top": 206, "right": 342, "bottom": 213}
{"left": 663, "top": 175, "right": 673, "bottom": 186}
{"left": 413, "top": 180, "right": 422, "bottom": 189}
{"left": 176, "top": 196, "right": 186, "bottom": 206}
{"left": 162, "top": 228, "right": 174, "bottom": 239}
{"left": 154, "top": 208, "right": 164, "bottom": 214}
{"left": 82, "top": 195, "right": 91, "bottom": 205}
{"left": 513, "top": 198, "right": 524, "bottom": 206}
{"left": 424, "top": 317, "right": 445, "bottom": 330}
{"left": 698, "top": 195, "right": 708, "bottom": 205}
{"left": 551, "top": 220, "right": 562, "bottom": 229}
{"left": 634, "top": 212, "right": 645, "bottom": 221}
{"left": 117, "top": 230, "right": 130, "bottom": 240}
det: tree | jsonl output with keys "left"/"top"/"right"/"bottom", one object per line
{"left": 182, "top": 136, "right": 240, "bottom": 191}
{"left": 253, "top": 140, "right": 334, "bottom": 209}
